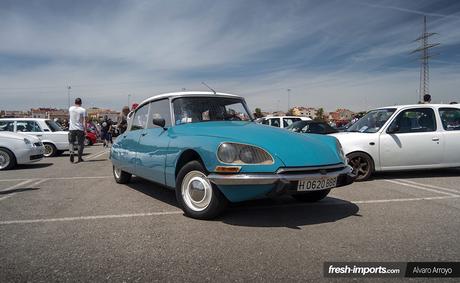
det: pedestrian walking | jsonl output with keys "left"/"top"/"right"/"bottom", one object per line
{"left": 118, "top": 106, "right": 130, "bottom": 134}
{"left": 101, "top": 115, "right": 112, "bottom": 147}
{"left": 68, "top": 98, "right": 87, "bottom": 163}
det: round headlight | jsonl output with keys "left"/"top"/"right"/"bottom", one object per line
{"left": 239, "top": 146, "right": 255, "bottom": 163}
{"left": 217, "top": 143, "right": 238, "bottom": 163}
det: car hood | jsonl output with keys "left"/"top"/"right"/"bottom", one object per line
{"left": 172, "top": 121, "right": 343, "bottom": 167}
{"left": 0, "top": 131, "right": 41, "bottom": 142}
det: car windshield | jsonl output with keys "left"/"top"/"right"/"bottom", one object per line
{"left": 45, "top": 120, "right": 63, "bottom": 132}
{"left": 347, "top": 108, "right": 396, "bottom": 133}
{"left": 286, "top": 121, "right": 308, "bottom": 132}
{"left": 173, "top": 97, "right": 253, "bottom": 125}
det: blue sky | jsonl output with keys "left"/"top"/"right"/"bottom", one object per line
{"left": 1, "top": 0, "right": 460, "bottom": 112}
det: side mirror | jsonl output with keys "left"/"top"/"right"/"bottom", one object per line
{"left": 387, "top": 123, "right": 400, "bottom": 134}
{"left": 153, "top": 118, "right": 166, "bottom": 129}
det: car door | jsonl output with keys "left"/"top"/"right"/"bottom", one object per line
{"left": 379, "top": 107, "right": 443, "bottom": 169}
{"left": 438, "top": 107, "right": 460, "bottom": 166}
{"left": 269, "top": 118, "right": 281, "bottom": 128}
{"left": 114, "top": 103, "right": 150, "bottom": 173}
{"left": 41, "top": 120, "right": 68, "bottom": 147}
{"left": 135, "top": 99, "right": 172, "bottom": 184}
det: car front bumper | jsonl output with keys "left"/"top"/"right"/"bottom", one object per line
{"left": 208, "top": 165, "right": 354, "bottom": 186}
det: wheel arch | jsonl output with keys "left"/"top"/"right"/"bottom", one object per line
{"left": 175, "top": 149, "right": 206, "bottom": 179}
{"left": 0, "top": 146, "right": 17, "bottom": 167}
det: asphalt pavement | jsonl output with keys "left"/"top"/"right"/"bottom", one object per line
{"left": 1, "top": 144, "right": 459, "bottom": 282}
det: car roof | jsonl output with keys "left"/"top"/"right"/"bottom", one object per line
{"left": 137, "top": 91, "right": 241, "bottom": 108}
{"left": 375, "top": 104, "right": 460, "bottom": 110}
{"left": 0, "top": 118, "right": 49, "bottom": 121}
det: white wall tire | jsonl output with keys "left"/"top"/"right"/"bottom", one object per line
{"left": 176, "top": 161, "right": 228, "bottom": 219}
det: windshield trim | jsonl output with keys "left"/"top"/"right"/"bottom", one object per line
{"left": 170, "top": 96, "right": 254, "bottom": 126}
{"left": 347, "top": 108, "right": 397, "bottom": 134}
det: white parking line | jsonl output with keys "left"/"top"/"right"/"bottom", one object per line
{"left": 353, "top": 195, "right": 459, "bottom": 204}
{"left": 0, "top": 179, "right": 48, "bottom": 202}
{"left": 0, "top": 210, "right": 183, "bottom": 225}
{"left": 86, "top": 149, "right": 109, "bottom": 160}
{"left": 0, "top": 179, "right": 36, "bottom": 192}
{"left": 397, "top": 179, "right": 460, "bottom": 195}
{"left": 0, "top": 176, "right": 112, "bottom": 182}
{"left": 383, "top": 179, "right": 459, "bottom": 197}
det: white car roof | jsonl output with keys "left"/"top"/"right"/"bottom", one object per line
{"left": 138, "top": 91, "right": 241, "bottom": 108}
{"left": 375, "top": 104, "right": 460, "bottom": 110}
{"left": 0, "top": 118, "right": 49, "bottom": 121}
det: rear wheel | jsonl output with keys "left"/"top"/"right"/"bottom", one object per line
{"left": 292, "top": 189, "right": 330, "bottom": 202}
{"left": 113, "top": 166, "right": 132, "bottom": 184}
{"left": 347, "top": 152, "right": 374, "bottom": 181}
{"left": 0, "top": 148, "right": 16, "bottom": 170}
{"left": 43, "top": 143, "right": 57, "bottom": 157}
{"left": 176, "top": 161, "right": 228, "bottom": 220}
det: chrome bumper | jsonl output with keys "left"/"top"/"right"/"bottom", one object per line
{"left": 208, "top": 165, "right": 354, "bottom": 186}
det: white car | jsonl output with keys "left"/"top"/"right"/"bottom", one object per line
{"left": 331, "top": 104, "right": 460, "bottom": 181}
{"left": 0, "top": 131, "right": 45, "bottom": 170}
{"left": 0, "top": 118, "right": 68, "bottom": 157}
{"left": 259, "top": 116, "right": 312, "bottom": 129}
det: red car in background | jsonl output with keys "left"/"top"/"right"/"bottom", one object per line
{"left": 85, "top": 131, "right": 97, "bottom": 146}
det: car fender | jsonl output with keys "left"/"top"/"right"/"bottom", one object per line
{"left": 330, "top": 132, "right": 381, "bottom": 170}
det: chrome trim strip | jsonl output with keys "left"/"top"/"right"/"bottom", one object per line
{"left": 276, "top": 163, "right": 346, "bottom": 173}
{"left": 208, "top": 166, "right": 353, "bottom": 186}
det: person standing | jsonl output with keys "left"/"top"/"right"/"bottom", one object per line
{"left": 100, "top": 115, "right": 112, "bottom": 147}
{"left": 118, "top": 106, "right": 130, "bottom": 134}
{"left": 68, "top": 98, "right": 87, "bottom": 163}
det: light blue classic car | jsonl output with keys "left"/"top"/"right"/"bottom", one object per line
{"left": 111, "top": 91, "right": 354, "bottom": 219}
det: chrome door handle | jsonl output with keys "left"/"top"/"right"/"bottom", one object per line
{"left": 432, "top": 137, "right": 439, "bottom": 141}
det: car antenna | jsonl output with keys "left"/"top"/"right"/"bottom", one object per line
{"left": 201, "top": 82, "right": 216, "bottom": 94}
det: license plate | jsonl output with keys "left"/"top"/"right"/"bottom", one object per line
{"left": 297, "top": 176, "right": 337, "bottom": 191}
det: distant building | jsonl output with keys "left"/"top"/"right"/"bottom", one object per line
{"left": 328, "top": 108, "right": 355, "bottom": 125}
{"left": 30, "top": 108, "right": 68, "bottom": 120}
{"left": 291, "top": 106, "right": 317, "bottom": 119}
{"left": 0, "top": 110, "right": 31, "bottom": 118}
{"left": 87, "top": 107, "right": 120, "bottom": 121}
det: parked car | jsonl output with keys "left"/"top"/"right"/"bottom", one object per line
{"left": 331, "top": 104, "right": 460, "bottom": 181}
{"left": 286, "top": 120, "right": 339, "bottom": 135}
{"left": 85, "top": 131, "right": 97, "bottom": 146}
{"left": 258, "top": 116, "right": 311, "bottom": 129}
{"left": 0, "top": 118, "right": 68, "bottom": 157}
{"left": 111, "top": 91, "right": 354, "bottom": 219}
{"left": 0, "top": 131, "right": 45, "bottom": 170}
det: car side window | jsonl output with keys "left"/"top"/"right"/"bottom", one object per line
{"left": 439, "top": 108, "right": 460, "bottom": 131}
{"left": 307, "top": 123, "right": 325, "bottom": 133}
{"left": 283, "top": 118, "right": 300, "bottom": 128}
{"left": 16, "top": 121, "right": 42, "bottom": 132}
{"left": 131, "top": 104, "right": 149, "bottom": 131}
{"left": 271, "top": 118, "right": 280, "bottom": 127}
{"left": 261, "top": 118, "right": 269, "bottom": 125}
{"left": 0, "top": 121, "right": 15, "bottom": 132}
{"left": 388, "top": 108, "right": 436, "bottom": 134}
{"left": 148, "top": 99, "right": 171, "bottom": 128}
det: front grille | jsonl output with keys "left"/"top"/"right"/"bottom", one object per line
{"left": 276, "top": 163, "right": 346, "bottom": 175}
{"left": 30, "top": 154, "right": 43, "bottom": 160}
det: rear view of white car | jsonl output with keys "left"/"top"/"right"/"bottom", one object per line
{"left": 0, "top": 131, "right": 45, "bottom": 170}
{"left": 331, "top": 104, "right": 460, "bottom": 181}
{"left": 0, "top": 118, "right": 68, "bottom": 157}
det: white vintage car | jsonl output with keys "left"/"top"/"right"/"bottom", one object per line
{"left": 331, "top": 104, "right": 460, "bottom": 180}
{"left": 0, "top": 118, "right": 68, "bottom": 157}
{"left": 0, "top": 131, "right": 45, "bottom": 170}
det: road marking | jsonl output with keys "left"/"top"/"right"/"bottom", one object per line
{"left": 86, "top": 149, "right": 109, "bottom": 160}
{"left": 352, "top": 195, "right": 459, "bottom": 204}
{"left": 0, "top": 176, "right": 112, "bottom": 182}
{"left": 397, "top": 179, "right": 460, "bottom": 195}
{"left": 0, "top": 179, "right": 48, "bottom": 202}
{"left": 0, "top": 210, "right": 183, "bottom": 225}
{"left": 0, "top": 179, "right": 36, "bottom": 192}
{"left": 384, "top": 179, "right": 459, "bottom": 197}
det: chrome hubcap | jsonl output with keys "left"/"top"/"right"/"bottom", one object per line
{"left": 0, "top": 150, "right": 10, "bottom": 169}
{"left": 181, "top": 171, "right": 212, "bottom": 212}
{"left": 44, "top": 144, "right": 53, "bottom": 156}
{"left": 114, "top": 167, "right": 121, "bottom": 179}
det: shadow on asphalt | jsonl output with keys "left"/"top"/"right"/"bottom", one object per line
{"left": 127, "top": 177, "right": 359, "bottom": 228}
{"left": 0, "top": 187, "right": 40, "bottom": 195}
{"left": 16, "top": 163, "right": 53, "bottom": 170}
{"left": 372, "top": 168, "right": 460, "bottom": 181}
{"left": 222, "top": 197, "right": 359, "bottom": 229}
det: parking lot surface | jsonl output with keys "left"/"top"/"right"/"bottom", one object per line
{"left": 1, "top": 144, "right": 459, "bottom": 282}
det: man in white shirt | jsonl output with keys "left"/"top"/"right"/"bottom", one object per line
{"left": 68, "top": 98, "right": 87, "bottom": 163}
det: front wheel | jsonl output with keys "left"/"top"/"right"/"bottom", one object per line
{"left": 292, "top": 189, "right": 330, "bottom": 202}
{"left": 347, "top": 152, "right": 374, "bottom": 181}
{"left": 176, "top": 161, "right": 228, "bottom": 220}
{"left": 113, "top": 166, "right": 132, "bottom": 184}
{"left": 0, "top": 148, "right": 16, "bottom": 170}
{"left": 43, "top": 143, "right": 57, "bottom": 157}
